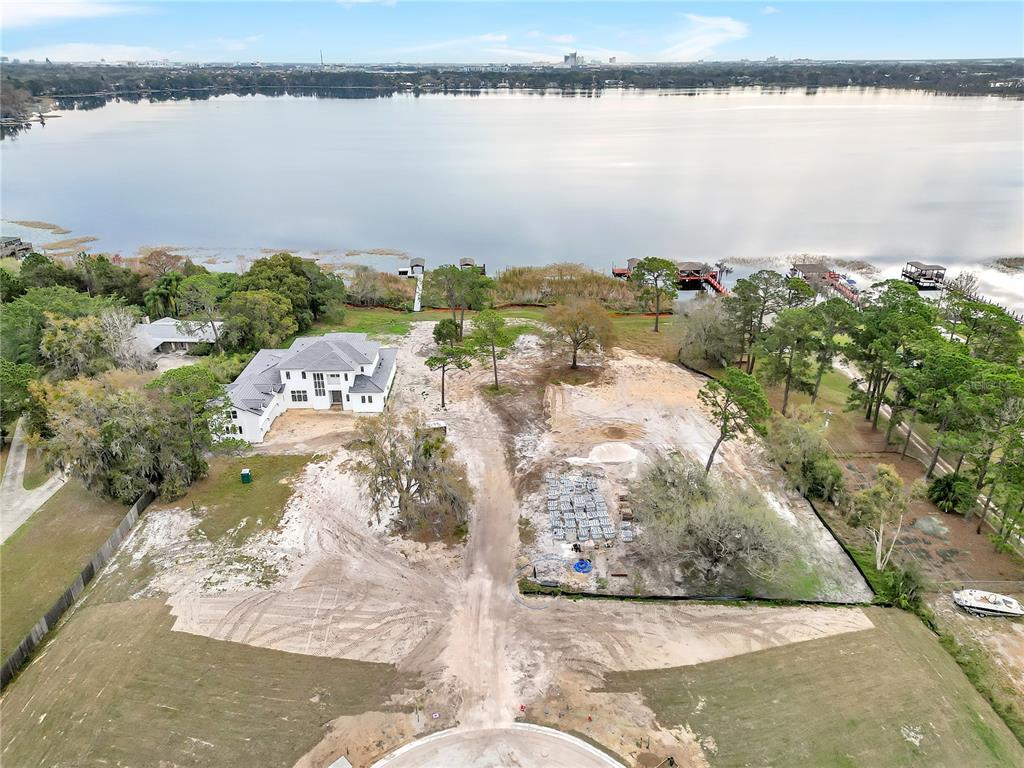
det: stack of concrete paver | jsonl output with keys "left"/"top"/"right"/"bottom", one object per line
{"left": 545, "top": 471, "right": 615, "bottom": 543}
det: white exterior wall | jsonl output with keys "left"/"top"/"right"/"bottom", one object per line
{"left": 231, "top": 350, "right": 392, "bottom": 443}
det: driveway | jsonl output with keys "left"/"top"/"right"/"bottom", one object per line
{"left": 369, "top": 725, "right": 626, "bottom": 768}
{"left": 0, "top": 418, "right": 66, "bottom": 543}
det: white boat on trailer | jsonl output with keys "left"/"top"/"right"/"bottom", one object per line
{"left": 952, "top": 589, "right": 1024, "bottom": 618}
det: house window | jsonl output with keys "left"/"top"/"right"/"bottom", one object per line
{"left": 328, "top": 373, "right": 340, "bottom": 381}
{"left": 344, "top": 373, "right": 348, "bottom": 381}
{"left": 234, "top": 425, "right": 243, "bottom": 435}
{"left": 345, "top": 394, "right": 350, "bottom": 402}
{"left": 291, "top": 390, "right": 309, "bottom": 403}
{"left": 285, "top": 371, "right": 291, "bottom": 380}
{"left": 360, "top": 395, "right": 367, "bottom": 404}
{"left": 301, "top": 372, "right": 306, "bottom": 379}
{"left": 230, "top": 410, "right": 238, "bottom": 420}
{"left": 313, "top": 372, "right": 325, "bottom": 397}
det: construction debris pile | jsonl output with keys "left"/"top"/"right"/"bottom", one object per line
{"left": 546, "top": 472, "right": 633, "bottom": 543}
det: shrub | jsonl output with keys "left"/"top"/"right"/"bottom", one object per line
{"left": 927, "top": 473, "right": 975, "bottom": 515}
{"left": 767, "top": 412, "right": 846, "bottom": 503}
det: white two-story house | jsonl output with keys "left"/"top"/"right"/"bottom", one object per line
{"left": 224, "top": 332, "right": 398, "bottom": 443}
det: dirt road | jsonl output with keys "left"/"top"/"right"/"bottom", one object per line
{"left": 443, "top": 423, "right": 520, "bottom": 727}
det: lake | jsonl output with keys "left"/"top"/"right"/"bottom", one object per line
{"left": 2, "top": 88, "right": 1022, "bottom": 309}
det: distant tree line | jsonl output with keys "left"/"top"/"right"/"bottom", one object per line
{"left": 3, "top": 59, "right": 1020, "bottom": 119}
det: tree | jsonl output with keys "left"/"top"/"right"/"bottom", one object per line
{"left": 42, "top": 373, "right": 224, "bottom": 503}
{"left": 75, "top": 254, "right": 143, "bottom": 304}
{"left": 0, "top": 359, "right": 39, "bottom": 421}
{"left": 808, "top": 298, "right": 857, "bottom": 403}
{"left": 628, "top": 257, "right": 677, "bottom": 332}
{"left": 470, "top": 309, "right": 514, "bottom": 389}
{"left": 239, "top": 253, "right": 344, "bottom": 331}
{"left": 783, "top": 276, "right": 816, "bottom": 309}
{"left": 139, "top": 248, "right": 185, "bottom": 278}
{"left": 766, "top": 410, "right": 845, "bottom": 503}
{"left": 850, "top": 464, "right": 911, "bottom": 571}
{"left": 544, "top": 298, "right": 615, "bottom": 369}
{"left": 426, "top": 265, "right": 492, "bottom": 338}
{"left": 952, "top": 301, "right": 1023, "bottom": 364}
{"left": 432, "top": 317, "right": 460, "bottom": 347}
{"left": 147, "top": 365, "right": 236, "bottom": 495}
{"left": 425, "top": 344, "right": 473, "bottom": 409}
{"left": 671, "top": 295, "right": 741, "bottom": 368}
{"left": 845, "top": 280, "right": 939, "bottom": 429}
{"left": 353, "top": 412, "right": 474, "bottom": 539}
{"left": 144, "top": 271, "right": 184, "bottom": 318}
{"left": 178, "top": 272, "right": 234, "bottom": 351}
{"left": 99, "top": 307, "right": 154, "bottom": 372}
{"left": 631, "top": 453, "right": 791, "bottom": 584}
{"left": 18, "top": 252, "right": 83, "bottom": 291}
{"left": 39, "top": 313, "right": 112, "bottom": 379}
{"left": 220, "top": 290, "right": 297, "bottom": 351}
{"left": 697, "top": 368, "right": 771, "bottom": 476}
{"left": 756, "top": 307, "right": 817, "bottom": 415}
{"left": 0, "top": 267, "right": 25, "bottom": 302}
{"left": 0, "top": 286, "right": 115, "bottom": 365}
{"left": 726, "top": 270, "right": 787, "bottom": 373}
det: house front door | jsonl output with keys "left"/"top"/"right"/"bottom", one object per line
{"left": 330, "top": 390, "right": 344, "bottom": 405}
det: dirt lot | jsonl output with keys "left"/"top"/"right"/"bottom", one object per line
{"left": 2, "top": 320, "right": 1015, "bottom": 767}
{"left": 498, "top": 344, "right": 870, "bottom": 602}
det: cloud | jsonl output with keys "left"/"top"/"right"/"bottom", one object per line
{"left": 3, "top": 42, "right": 173, "bottom": 62}
{"left": 661, "top": 14, "right": 749, "bottom": 61}
{"left": 1, "top": 0, "right": 147, "bottom": 29}
{"left": 525, "top": 30, "right": 575, "bottom": 45}
{"left": 478, "top": 33, "right": 507, "bottom": 43}
{"left": 761, "top": 6, "right": 782, "bottom": 15}
{"left": 213, "top": 34, "right": 264, "bottom": 52}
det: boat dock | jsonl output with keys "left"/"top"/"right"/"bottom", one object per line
{"left": 612, "top": 258, "right": 728, "bottom": 295}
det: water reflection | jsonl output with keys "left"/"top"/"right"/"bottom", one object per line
{"left": 1, "top": 89, "right": 1021, "bottom": 309}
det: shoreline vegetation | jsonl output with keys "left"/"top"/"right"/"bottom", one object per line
{"left": 2, "top": 59, "right": 1021, "bottom": 135}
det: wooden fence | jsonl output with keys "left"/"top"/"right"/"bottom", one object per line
{"left": 0, "top": 491, "right": 154, "bottom": 689}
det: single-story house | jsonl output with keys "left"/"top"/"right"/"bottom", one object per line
{"left": 224, "top": 332, "right": 398, "bottom": 443}
{"left": 133, "top": 317, "right": 223, "bottom": 354}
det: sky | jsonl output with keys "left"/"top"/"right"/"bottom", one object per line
{"left": 1, "top": 1, "right": 1021, "bottom": 65}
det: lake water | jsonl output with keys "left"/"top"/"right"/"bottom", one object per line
{"left": 2, "top": 89, "right": 1022, "bottom": 309}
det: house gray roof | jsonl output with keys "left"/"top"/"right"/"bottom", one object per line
{"left": 226, "top": 349, "right": 288, "bottom": 413}
{"left": 278, "top": 333, "right": 374, "bottom": 372}
{"left": 133, "top": 317, "right": 222, "bottom": 351}
{"left": 226, "top": 333, "right": 394, "bottom": 414}
{"left": 349, "top": 348, "right": 398, "bottom": 394}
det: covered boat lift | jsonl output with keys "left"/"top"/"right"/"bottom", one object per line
{"left": 901, "top": 261, "right": 946, "bottom": 290}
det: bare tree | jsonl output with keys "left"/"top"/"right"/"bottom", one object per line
{"left": 850, "top": 464, "right": 915, "bottom": 571}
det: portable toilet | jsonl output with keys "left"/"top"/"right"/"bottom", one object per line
{"left": 241, "top": 468, "right": 252, "bottom": 484}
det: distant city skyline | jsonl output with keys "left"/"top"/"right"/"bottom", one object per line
{"left": 1, "top": 1, "right": 1021, "bottom": 65}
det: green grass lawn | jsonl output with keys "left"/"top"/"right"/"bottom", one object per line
{"left": 0, "top": 480, "right": 127, "bottom": 657}
{"left": 602, "top": 607, "right": 1024, "bottom": 767}
{"left": 21, "top": 447, "right": 50, "bottom": 490}
{"left": 0, "top": 599, "right": 416, "bottom": 768}
{"left": 310, "top": 305, "right": 675, "bottom": 358}
{"left": 148, "top": 455, "right": 310, "bottom": 546}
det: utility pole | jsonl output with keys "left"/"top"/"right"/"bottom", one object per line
{"left": 320, "top": 49, "right": 324, "bottom": 67}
